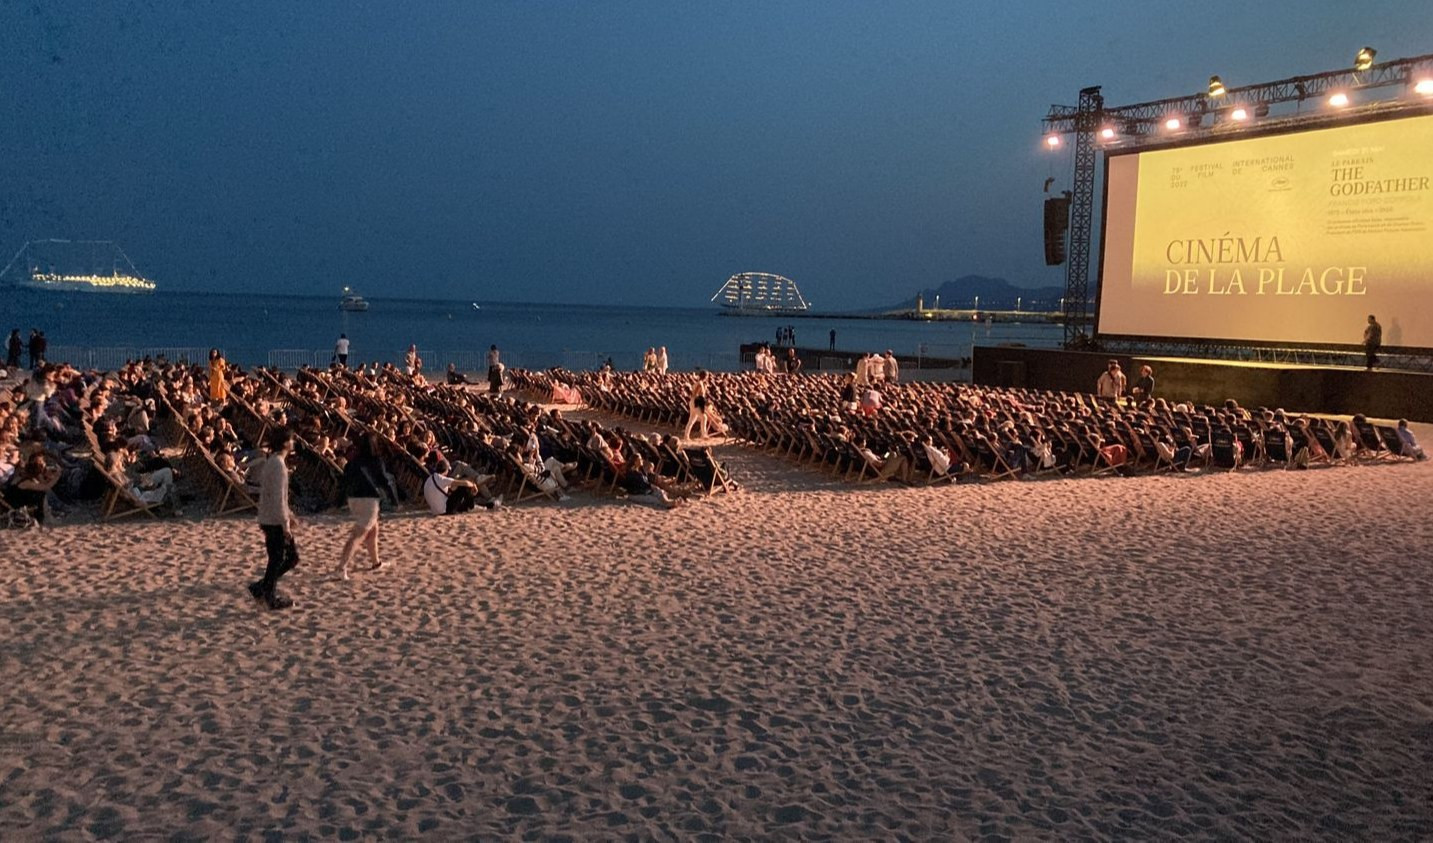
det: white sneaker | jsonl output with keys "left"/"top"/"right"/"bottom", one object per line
{"left": 490, "top": 496, "right": 503, "bottom": 510}
{"left": 558, "top": 493, "right": 571, "bottom": 502}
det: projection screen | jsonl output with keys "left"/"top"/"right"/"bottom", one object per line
{"left": 1097, "top": 112, "right": 1433, "bottom": 350}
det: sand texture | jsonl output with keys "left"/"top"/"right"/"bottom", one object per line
{"left": 1, "top": 436, "right": 1431, "bottom": 840}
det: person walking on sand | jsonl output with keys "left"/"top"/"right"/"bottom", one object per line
{"left": 249, "top": 430, "right": 301, "bottom": 610}
{"left": 683, "top": 370, "right": 712, "bottom": 440}
{"left": 337, "top": 433, "right": 402, "bottom": 580}
{"left": 1363, "top": 314, "right": 1382, "bottom": 370}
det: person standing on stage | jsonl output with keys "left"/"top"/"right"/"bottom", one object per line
{"left": 1096, "top": 359, "right": 1126, "bottom": 401}
{"left": 1130, "top": 364, "right": 1155, "bottom": 401}
{"left": 1363, "top": 314, "right": 1382, "bottom": 370}
{"left": 249, "top": 430, "right": 301, "bottom": 610}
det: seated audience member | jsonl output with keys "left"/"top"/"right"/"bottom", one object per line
{"left": 859, "top": 386, "right": 883, "bottom": 417}
{"left": 105, "top": 446, "right": 177, "bottom": 505}
{"left": 422, "top": 454, "right": 500, "bottom": 515}
{"left": 919, "top": 434, "right": 966, "bottom": 477}
{"left": 509, "top": 443, "right": 572, "bottom": 501}
{"left": 446, "top": 364, "right": 469, "bottom": 385}
{"left": 6, "top": 452, "right": 61, "bottom": 524}
{"left": 853, "top": 436, "right": 908, "bottom": 482}
{"left": 618, "top": 453, "right": 681, "bottom": 509}
{"left": 1397, "top": 419, "right": 1427, "bottom": 460}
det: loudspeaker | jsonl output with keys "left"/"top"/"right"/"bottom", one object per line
{"left": 1043, "top": 195, "right": 1071, "bottom": 266}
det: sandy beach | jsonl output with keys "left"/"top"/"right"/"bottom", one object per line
{"left": 2, "top": 421, "right": 1431, "bottom": 840}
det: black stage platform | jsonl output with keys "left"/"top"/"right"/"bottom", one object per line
{"left": 973, "top": 346, "right": 1433, "bottom": 422}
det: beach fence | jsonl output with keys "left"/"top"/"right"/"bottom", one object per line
{"left": 39, "top": 345, "right": 744, "bottom": 374}
{"left": 47, "top": 345, "right": 213, "bottom": 370}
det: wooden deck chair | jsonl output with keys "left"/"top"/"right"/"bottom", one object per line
{"left": 969, "top": 434, "right": 1020, "bottom": 481}
{"left": 98, "top": 464, "right": 165, "bottom": 521}
{"left": 1090, "top": 440, "right": 1129, "bottom": 476}
{"left": 683, "top": 447, "right": 736, "bottom": 495}
{"left": 1141, "top": 432, "right": 1178, "bottom": 473}
{"left": 1309, "top": 424, "right": 1344, "bottom": 464}
{"left": 505, "top": 455, "right": 563, "bottom": 503}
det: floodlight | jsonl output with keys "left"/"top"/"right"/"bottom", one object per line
{"left": 1354, "top": 46, "right": 1376, "bottom": 71}
{"left": 1208, "top": 75, "right": 1226, "bottom": 97}
{"left": 1328, "top": 91, "right": 1350, "bottom": 108}
{"left": 1044, "top": 134, "right": 1061, "bottom": 148}
{"left": 1164, "top": 117, "right": 1183, "bottom": 131}
{"left": 1230, "top": 107, "right": 1249, "bottom": 122}
{"left": 1099, "top": 126, "right": 1117, "bottom": 141}
{"left": 1415, "top": 78, "right": 1433, "bottom": 96}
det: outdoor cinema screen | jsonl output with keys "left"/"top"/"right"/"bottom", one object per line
{"left": 1098, "top": 112, "right": 1433, "bottom": 350}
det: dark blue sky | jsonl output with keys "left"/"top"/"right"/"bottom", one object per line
{"left": 2, "top": 1, "right": 1429, "bottom": 308}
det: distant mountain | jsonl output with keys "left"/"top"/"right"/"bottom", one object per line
{"left": 884, "top": 275, "right": 1065, "bottom": 311}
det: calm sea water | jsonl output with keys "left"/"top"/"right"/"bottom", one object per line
{"left": 2, "top": 289, "right": 1062, "bottom": 372}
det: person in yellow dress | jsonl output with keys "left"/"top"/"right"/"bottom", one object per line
{"left": 207, "top": 348, "right": 229, "bottom": 403}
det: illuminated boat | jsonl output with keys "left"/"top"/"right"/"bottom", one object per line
{"left": 340, "top": 287, "right": 370, "bottom": 311}
{"left": 0, "top": 240, "right": 157, "bottom": 294}
{"left": 710, "top": 272, "right": 810, "bottom": 313}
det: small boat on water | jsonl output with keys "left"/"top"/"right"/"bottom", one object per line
{"left": 340, "top": 287, "right": 369, "bottom": 311}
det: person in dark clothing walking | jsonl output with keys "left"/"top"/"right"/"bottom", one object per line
{"left": 337, "top": 433, "right": 401, "bottom": 580}
{"left": 1363, "top": 314, "right": 1382, "bottom": 370}
{"left": 5, "top": 330, "right": 20, "bottom": 369}
{"left": 249, "top": 430, "right": 301, "bottom": 610}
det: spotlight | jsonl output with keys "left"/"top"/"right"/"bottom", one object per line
{"left": 1099, "top": 126, "right": 1117, "bottom": 141}
{"left": 1416, "top": 79, "right": 1433, "bottom": 96}
{"left": 1044, "top": 134, "right": 1061, "bottom": 148}
{"left": 1328, "top": 91, "right": 1350, "bottom": 108}
{"left": 1164, "top": 116, "right": 1183, "bottom": 131}
{"left": 1208, "top": 75, "right": 1226, "bottom": 97}
{"left": 1230, "top": 107, "right": 1249, "bottom": 122}
{"left": 1354, "top": 46, "right": 1376, "bottom": 71}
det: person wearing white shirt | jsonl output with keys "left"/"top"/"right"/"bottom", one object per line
{"left": 334, "top": 334, "right": 350, "bottom": 367}
{"left": 656, "top": 347, "right": 669, "bottom": 375}
{"left": 883, "top": 350, "right": 900, "bottom": 383}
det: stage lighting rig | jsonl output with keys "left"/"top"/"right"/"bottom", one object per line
{"left": 1355, "top": 46, "right": 1377, "bottom": 71}
{"left": 1208, "top": 76, "right": 1227, "bottom": 97}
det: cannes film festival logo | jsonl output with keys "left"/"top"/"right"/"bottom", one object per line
{"left": 1269, "top": 176, "right": 1292, "bottom": 191}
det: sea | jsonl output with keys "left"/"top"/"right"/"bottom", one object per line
{"left": 2, "top": 289, "right": 1062, "bottom": 374}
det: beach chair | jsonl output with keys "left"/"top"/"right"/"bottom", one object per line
{"left": 682, "top": 447, "right": 736, "bottom": 495}
{"left": 1377, "top": 425, "right": 1416, "bottom": 460}
{"left": 1209, "top": 428, "right": 1241, "bottom": 470}
{"left": 1090, "top": 440, "right": 1128, "bottom": 476}
{"left": 968, "top": 434, "right": 1021, "bottom": 481}
{"left": 1263, "top": 429, "right": 1291, "bottom": 469}
{"left": 1310, "top": 424, "right": 1343, "bottom": 464}
{"left": 505, "top": 454, "right": 564, "bottom": 504}
{"left": 1353, "top": 420, "right": 1388, "bottom": 460}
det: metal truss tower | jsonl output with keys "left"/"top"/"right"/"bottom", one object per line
{"left": 1063, "top": 86, "right": 1101, "bottom": 347}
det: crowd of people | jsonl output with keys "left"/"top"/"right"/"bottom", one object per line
{"left": 519, "top": 364, "right": 1423, "bottom": 486}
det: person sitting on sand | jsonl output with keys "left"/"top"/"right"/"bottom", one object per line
{"left": 446, "top": 363, "right": 469, "bottom": 385}
{"left": 422, "top": 453, "right": 501, "bottom": 515}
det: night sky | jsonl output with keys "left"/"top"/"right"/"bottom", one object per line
{"left": 2, "top": 1, "right": 1428, "bottom": 308}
